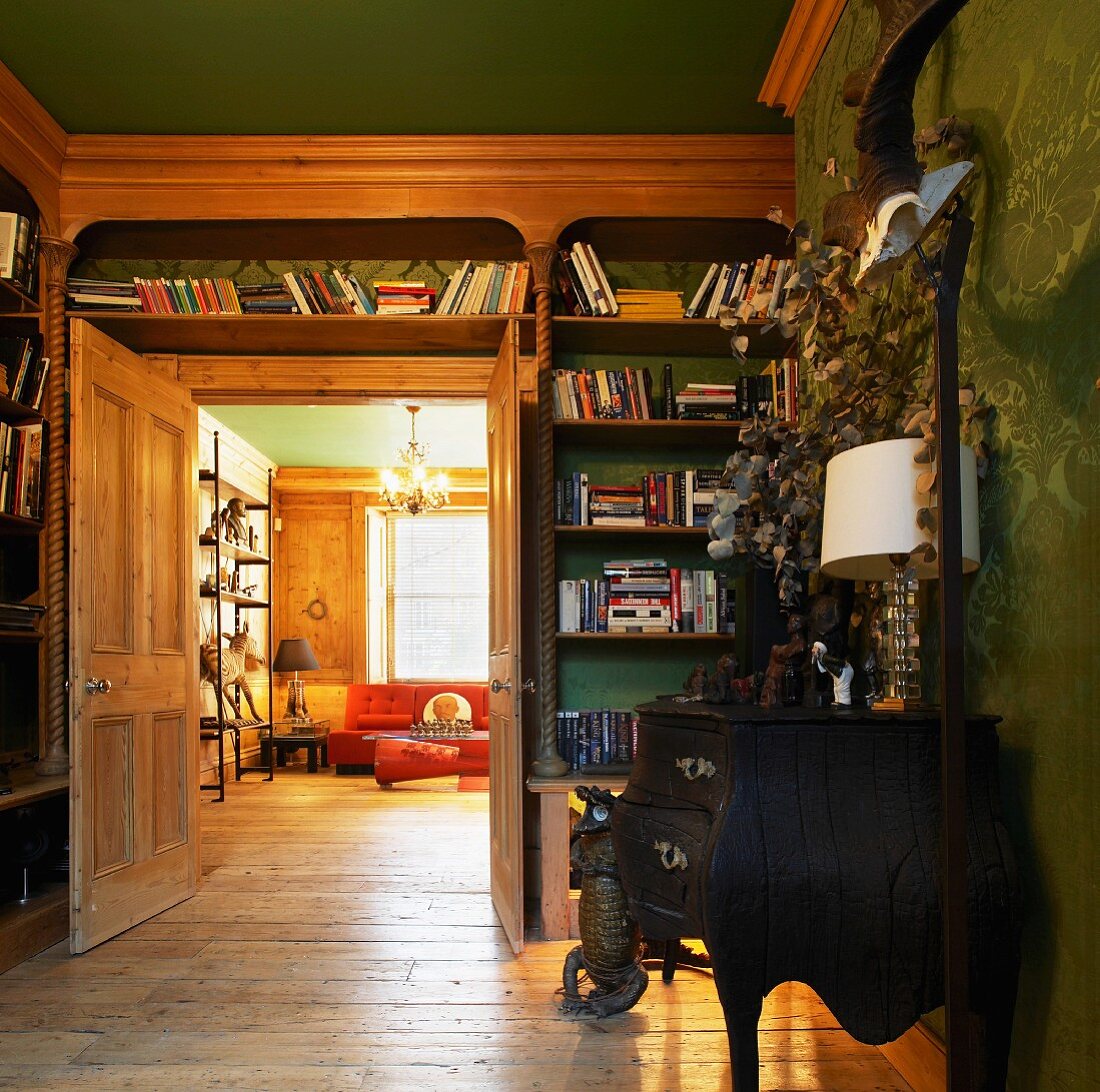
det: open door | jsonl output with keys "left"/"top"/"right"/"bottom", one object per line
{"left": 69, "top": 319, "right": 199, "bottom": 952}
{"left": 487, "top": 321, "right": 524, "bottom": 954}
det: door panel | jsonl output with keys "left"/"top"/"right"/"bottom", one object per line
{"left": 70, "top": 319, "right": 199, "bottom": 952}
{"left": 487, "top": 321, "right": 524, "bottom": 954}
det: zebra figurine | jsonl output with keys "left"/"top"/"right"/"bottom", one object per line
{"left": 200, "top": 623, "right": 266, "bottom": 723}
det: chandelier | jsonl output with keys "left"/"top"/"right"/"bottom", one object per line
{"left": 379, "top": 406, "right": 449, "bottom": 516}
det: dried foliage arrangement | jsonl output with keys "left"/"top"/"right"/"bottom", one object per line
{"left": 707, "top": 119, "right": 988, "bottom": 608}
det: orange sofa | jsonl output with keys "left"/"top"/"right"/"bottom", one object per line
{"left": 330, "top": 683, "right": 489, "bottom": 773}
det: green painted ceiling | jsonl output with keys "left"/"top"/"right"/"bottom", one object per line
{"left": 0, "top": 2, "right": 794, "bottom": 135}
{"left": 206, "top": 404, "right": 487, "bottom": 469}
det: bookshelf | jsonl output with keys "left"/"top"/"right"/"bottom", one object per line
{"left": 547, "top": 215, "right": 794, "bottom": 780}
{"left": 0, "top": 165, "right": 67, "bottom": 973}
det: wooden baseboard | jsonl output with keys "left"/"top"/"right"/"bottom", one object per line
{"left": 879, "top": 1021, "right": 946, "bottom": 1092}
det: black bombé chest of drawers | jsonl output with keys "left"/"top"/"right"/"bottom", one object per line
{"left": 610, "top": 700, "right": 1021, "bottom": 1090}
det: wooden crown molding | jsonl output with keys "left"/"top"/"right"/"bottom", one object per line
{"left": 177, "top": 355, "right": 496, "bottom": 403}
{"left": 276, "top": 466, "right": 487, "bottom": 505}
{"left": 759, "top": 0, "right": 849, "bottom": 118}
{"left": 60, "top": 133, "right": 795, "bottom": 242}
{"left": 0, "top": 61, "right": 67, "bottom": 232}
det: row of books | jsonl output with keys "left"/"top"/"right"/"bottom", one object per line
{"left": 558, "top": 559, "right": 735, "bottom": 634}
{"left": 0, "top": 333, "right": 48, "bottom": 412}
{"left": 615, "top": 289, "right": 683, "bottom": 319}
{"left": 685, "top": 256, "right": 795, "bottom": 320}
{"left": 552, "top": 367, "right": 656, "bottom": 420}
{"left": 556, "top": 244, "right": 619, "bottom": 317}
{"left": 0, "top": 421, "right": 45, "bottom": 520}
{"left": 0, "top": 212, "right": 40, "bottom": 297}
{"left": 555, "top": 468, "right": 723, "bottom": 528}
{"left": 555, "top": 709, "right": 638, "bottom": 771}
{"left": 671, "top": 361, "right": 799, "bottom": 425}
{"left": 435, "top": 261, "right": 531, "bottom": 315}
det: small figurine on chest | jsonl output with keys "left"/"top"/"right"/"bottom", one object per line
{"left": 803, "top": 593, "right": 846, "bottom": 708}
{"left": 759, "top": 613, "right": 806, "bottom": 708}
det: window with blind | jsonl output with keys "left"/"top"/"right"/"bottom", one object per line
{"left": 386, "top": 512, "right": 489, "bottom": 681}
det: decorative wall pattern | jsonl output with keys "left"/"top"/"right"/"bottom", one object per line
{"left": 799, "top": 1, "right": 1098, "bottom": 1086}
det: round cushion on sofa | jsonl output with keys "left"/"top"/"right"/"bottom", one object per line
{"left": 420, "top": 692, "right": 473, "bottom": 724}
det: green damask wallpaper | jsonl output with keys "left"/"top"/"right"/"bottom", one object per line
{"left": 799, "top": 1, "right": 1098, "bottom": 1087}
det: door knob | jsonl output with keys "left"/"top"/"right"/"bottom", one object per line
{"left": 84, "top": 677, "right": 112, "bottom": 695}
{"left": 521, "top": 678, "right": 537, "bottom": 694}
{"left": 490, "top": 678, "right": 512, "bottom": 694}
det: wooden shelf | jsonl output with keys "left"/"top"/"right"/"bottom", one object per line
{"left": 0, "top": 770, "right": 67, "bottom": 812}
{"left": 554, "top": 417, "right": 744, "bottom": 445}
{"left": 0, "top": 512, "right": 44, "bottom": 535}
{"left": 0, "top": 394, "right": 44, "bottom": 424}
{"left": 68, "top": 312, "right": 535, "bottom": 356}
{"left": 198, "top": 586, "right": 269, "bottom": 608}
{"left": 198, "top": 536, "right": 270, "bottom": 564}
{"left": 557, "top": 631, "right": 734, "bottom": 641}
{"left": 0, "top": 279, "right": 41, "bottom": 315}
{"left": 552, "top": 316, "right": 791, "bottom": 356}
{"left": 556, "top": 524, "right": 708, "bottom": 536}
{"left": 0, "top": 629, "right": 44, "bottom": 643}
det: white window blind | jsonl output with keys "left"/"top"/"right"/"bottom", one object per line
{"left": 387, "top": 512, "right": 489, "bottom": 681}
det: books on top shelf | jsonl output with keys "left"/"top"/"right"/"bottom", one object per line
{"left": 0, "top": 420, "right": 45, "bottom": 520}
{"left": 668, "top": 361, "right": 799, "bottom": 425}
{"left": 555, "top": 468, "right": 723, "bottom": 528}
{"left": 552, "top": 367, "right": 655, "bottom": 420}
{"left": 556, "top": 709, "right": 637, "bottom": 771}
{"left": 556, "top": 243, "right": 619, "bottom": 317}
{"left": 0, "top": 333, "right": 48, "bottom": 411}
{"left": 684, "top": 256, "right": 794, "bottom": 320}
{"left": 435, "top": 260, "right": 530, "bottom": 315}
{"left": 66, "top": 278, "right": 142, "bottom": 312}
{"left": 285, "top": 271, "right": 374, "bottom": 314}
{"left": 0, "top": 211, "right": 40, "bottom": 297}
{"left": 0, "top": 601, "right": 45, "bottom": 630}
{"left": 558, "top": 557, "right": 735, "bottom": 635}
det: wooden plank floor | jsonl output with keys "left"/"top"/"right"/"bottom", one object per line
{"left": 0, "top": 770, "right": 913, "bottom": 1090}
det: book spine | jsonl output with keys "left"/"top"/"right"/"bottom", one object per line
{"left": 663, "top": 363, "right": 675, "bottom": 420}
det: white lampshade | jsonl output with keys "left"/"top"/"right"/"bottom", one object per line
{"left": 820, "top": 437, "right": 979, "bottom": 581}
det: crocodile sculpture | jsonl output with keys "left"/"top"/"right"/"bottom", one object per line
{"left": 560, "top": 785, "right": 649, "bottom": 1018}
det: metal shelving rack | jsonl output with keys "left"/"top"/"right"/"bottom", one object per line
{"left": 198, "top": 430, "right": 274, "bottom": 801}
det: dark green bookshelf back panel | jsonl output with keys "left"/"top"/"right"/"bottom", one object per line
{"left": 0, "top": 642, "right": 39, "bottom": 757}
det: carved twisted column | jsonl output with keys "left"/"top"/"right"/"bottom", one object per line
{"left": 523, "top": 242, "right": 567, "bottom": 778}
{"left": 36, "top": 237, "right": 78, "bottom": 777}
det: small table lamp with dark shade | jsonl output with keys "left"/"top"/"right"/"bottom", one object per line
{"left": 820, "top": 437, "right": 980, "bottom": 709}
{"left": 272, "top": 638, "right": 320, "bottom": 722}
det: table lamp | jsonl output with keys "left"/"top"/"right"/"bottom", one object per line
{"left": 272, "top": 637, "right": 320, "bottom": 721}
{"left": 819, "top": 437, "right": 979, "bottom": 709}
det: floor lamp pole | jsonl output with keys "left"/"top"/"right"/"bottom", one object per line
{"left": 921, "top": 200, "right": 980, "bottom": 1090}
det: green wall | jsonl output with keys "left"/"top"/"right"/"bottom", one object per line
{"left": 799, "top": 2, "right": 1098, "bottom": 1087}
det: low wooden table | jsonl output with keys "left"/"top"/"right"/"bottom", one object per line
{"left": 264, "top": 720, "right": 331, "bottom": 773}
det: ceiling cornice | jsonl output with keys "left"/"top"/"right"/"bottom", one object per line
{"left": 59, "top": 133, "right": 795, "bottom": 242}
{"left": 759, "top": 0, "right": 849, "bottom": 118}
{"left": 0, "top": 61, "right": 66, "bottom": 231}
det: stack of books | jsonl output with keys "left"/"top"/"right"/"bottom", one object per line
{"left": 556, "top": 243, "right": 619, "bottom": 316}
{"left": 0, "top": 601, "right": 45, "bottom": 631}
{"left": 283, "top": 270, "right": 374, "bottom": 314}
{"left": 0, "top": 420, "right": 45, "bottom": 520}
{"left": 675, "top": 382, "right": 741, "bottom": 421}
{"left": 133, "top": 277, "right": 242, "bottom": 314}
{"left": 684, "top": 256, "right": 794, "bottom": 319}
{"left": 66, "top": 278, "right": 142, "bottom": 312}
{"left": 0, "top": 333, "right": 48, "bottom": 411}
{"left": 236, "top": 282, "right": 299, "bottom": 314}
{"left": 372, "top": 281, "right": 435, "bottom": 315}
{"left": 555, "top": 709, "right": 637, "bottom": 770}
{"left": 0, "top": 211, "right": 40, "bottom": 297}
{"left": 605, "top": 558, "right": 671, "bottom": 633}
{"left": 436, "top": 260, "right": 530, "bottom": 314}
{"left": 552, "top": 367, "right": 655, "bottom": 419}
{"left": 614, "top": 289, "right": 684, "bottom": 320}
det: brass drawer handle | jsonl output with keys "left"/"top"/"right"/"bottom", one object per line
{"left": 676, "top": 756, "right": 716, "bottom": 781}
{"left": 655, "top": 841, "right": 689, "bottom": 871}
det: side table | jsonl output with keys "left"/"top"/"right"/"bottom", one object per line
{"left": 263, "top": 720, "right": 331, "bottom": 773}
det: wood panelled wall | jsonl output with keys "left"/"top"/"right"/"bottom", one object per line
{"left": 196, "top": 411, "right": 275, "bottom": 779}
{"left": 273, "top": 490, "right": 367, "bottom": 727}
